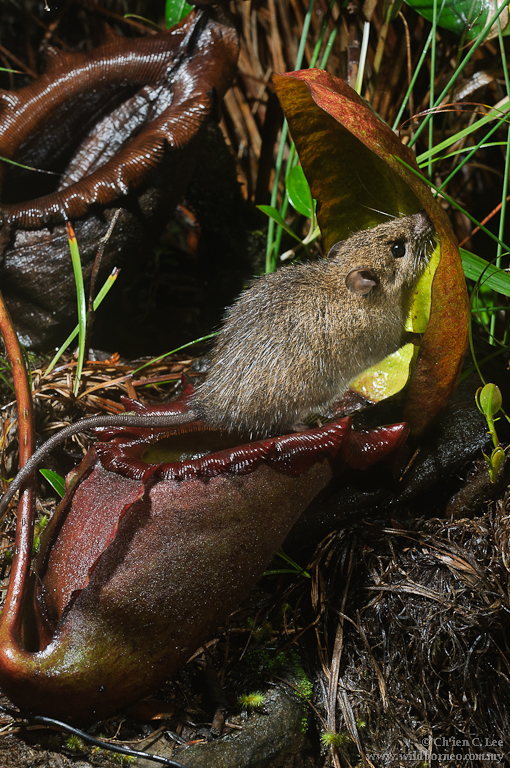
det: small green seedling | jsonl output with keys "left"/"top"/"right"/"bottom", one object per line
{"left": 238, "top": 691, "right": 266, "bottom": 711}
{"left": 320, "top": 731, "right": 352, "bottom": 748}
{"left": 92, "top": 747, "right": 135, "bottom": 765}
{"left": 33, "top": 514, "right": 49, "bottom": 554}
{"left": 2, "top": 549, "right": 12, "bottom": 565}
{"left": 264, "top": 547, "right": 310, "bottom": 578}
{"left": 64, "top": 734, "right": 87, "bottom": 753}
{"left": 247, "top": 617, "right": 273, "bottom": 644}
{"left": 475, "top": 383, "right": 506, "bottom": 482}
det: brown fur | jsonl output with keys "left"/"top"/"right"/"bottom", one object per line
{"left": 193, "top": 211, "right": 436, "bottom": 436}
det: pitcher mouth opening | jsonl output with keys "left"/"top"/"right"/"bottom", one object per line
{"left": 94, "top": 415, "right": 355, "bottom": 483}
{"left": 139, "top": 428, "right": 257, "bottom": 464}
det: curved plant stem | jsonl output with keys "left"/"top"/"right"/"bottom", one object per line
{"left": 0, "top": 288, "right": 35, "bottom": 644}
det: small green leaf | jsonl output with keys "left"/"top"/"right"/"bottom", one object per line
{"left": 405, "top": 243, "right": 440, "bottom": 333}
{"left": 350, "top": 343, "right": 416, "bottom": 402}
{"left": 165, "top": 0, "right": 193, "bottom": 27}
{"left": 257, "top": 205, "right": 302, "bottom": 242}
{"left": 489, "top": 446, "right": 506, "bottom": 481}
{"left": 286, "top": 166, "right": 314, "bottom": 218}
{"left": 405, "top": 0, "right": 510, "bottom": 39}
{"left": 461, "top": 249, "right": 510, "bottom": 296}
{"left": 39, "top": 469, "right": 66, "bottom": 498}
{"left": 476, "top": 383, "right": 502, "bottom": 419}
{"left": 272, "top": 548, "right": 310, "bottom": 578}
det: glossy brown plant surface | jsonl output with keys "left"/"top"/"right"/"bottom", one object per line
{"left": 0, "top": 7, "right": 238, "bottom": 228}
{"left": 0, "top": 450, "right": 332, "bottom": 721}
{"left": 273, "top": 69, "right": 469, "bottom": 435}
{"left": 0, "top": 400, "right": 408, "bottom": 722}
{"left": 0, "top": 5, "right": 239, "bottom": 349}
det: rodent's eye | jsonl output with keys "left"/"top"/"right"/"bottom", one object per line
{"left": 391, "top": 241, "right": 406, "bottom": 258}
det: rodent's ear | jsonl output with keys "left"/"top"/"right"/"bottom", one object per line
{"left": 327, "top": 240, "right": 346, "bottom": 258}
{"left": 345, "top": 268, "right": 378, "bottom": 296}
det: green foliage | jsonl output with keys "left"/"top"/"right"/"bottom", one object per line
{"left": 286, "top": 166, "right": 314, "bottom": 218}
{"left": 0, "top": 155, "right": 59, "bottom": 175}
{"left": 262, "top": 165, "right": 321, "bottom": 261}
{"left": 405, "top": 0, "right": 510, "bottom": 40}
{"left": 476, "top": 383, "right": 506, "bottom": 482}
{"left": 45, "top": 734, "right": 62, "bottom": 751}
{"left": 264, "top": 0, "right": 338, "bottom": 273}
{"left": 64, "top": 734, "right": 87, "bottom": 753}
{"left": 264, "top": 548, "right": 310, "bottom": 578}
{"left": 245, "top": 648, "right": 285, "bottom": 674}
{"left": 320, "top": 730, "right": 352, "bottom": 747}
{"left": 44, "top": 267, "right": 119, "bottom": 378}
{"left": 244, "top": 647, "right": 312, "bottom": 694}
{"left": 33, "top": 514, "right": 49, "bottom": 555}
{"left": 0, "top": 356, "right": 14, "bottom": 392}
{"left": 293, "top": 660, "right": 313, "bottom": 701}
{"left": 91, "top": 747, "right": 135, "bottom": 765}
{"left": 462, "top": 251, "right": 510, "bottom": 298}
{"left": 132, "top": 332, "right": 218, "bottom": 376}
{"left": 39, "top": 469, "right": 65, "bottom": 498}
{"left": 165, "top": 0, "right": 193, "bottom": 27}
{"left": 244, "top": 647, "right": 313, "bottom": 731}
{"left": 238, "top": 691, "right": 266, "bottom": 710}
{"left": 66, "top": 223, "right": 86, "bottom": 397}
{"left": 123, "top": 14, "right": 162, "bottom": 32}
{"left": 247, "top": 617, "right": 273, "bottom": 644}
{"left": 477, "top": 382, "right": 503, "bottom": 419}
{"left": 257, "top": 205, "right": 303, "bottom": 243}
{"left": 2, "top": 548, "right": 12, "bottom": 566}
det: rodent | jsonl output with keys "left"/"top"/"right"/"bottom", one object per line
{"left": 0, "top": 211, "right": 435, "bottom": 516}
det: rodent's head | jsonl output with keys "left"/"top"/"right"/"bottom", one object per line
{"left": 328, "top": 211, "right": 436, "bottom": 299}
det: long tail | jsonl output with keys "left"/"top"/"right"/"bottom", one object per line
{"left": 0, "top": 410, "right": 195, "bottom": 518}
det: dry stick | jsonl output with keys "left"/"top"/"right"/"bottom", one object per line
{"left": 326, "top": 541, "right": 356, "bottom": 734}
{"left": 458, "top": 193, "right": 510, "bottom": 247}
{"left": 0, "top": 287, "right": 35, "bottom": 644}
{"left": 398, "top": 11, "right": 414, "bottom": 126}
{"left": 326, "top": 539, "right": 378, "bottom": 768}
{"left": 0, "top": 43, "right": 36, "bottom": 78}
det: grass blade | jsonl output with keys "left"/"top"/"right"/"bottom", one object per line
{"left": 66, "top": 223, "right": 87, "bottom": 397}
{"left": 39, "top": 469, "right": 65, "bottom": 498}
{"left": 461, "top": 250, "right": 510, "bottom": 296}
{"left": 44, "top": 268, "right": 120, "bottom": 378}
{"left": 132, "top": 332, "right": 218, "bottom": 375}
